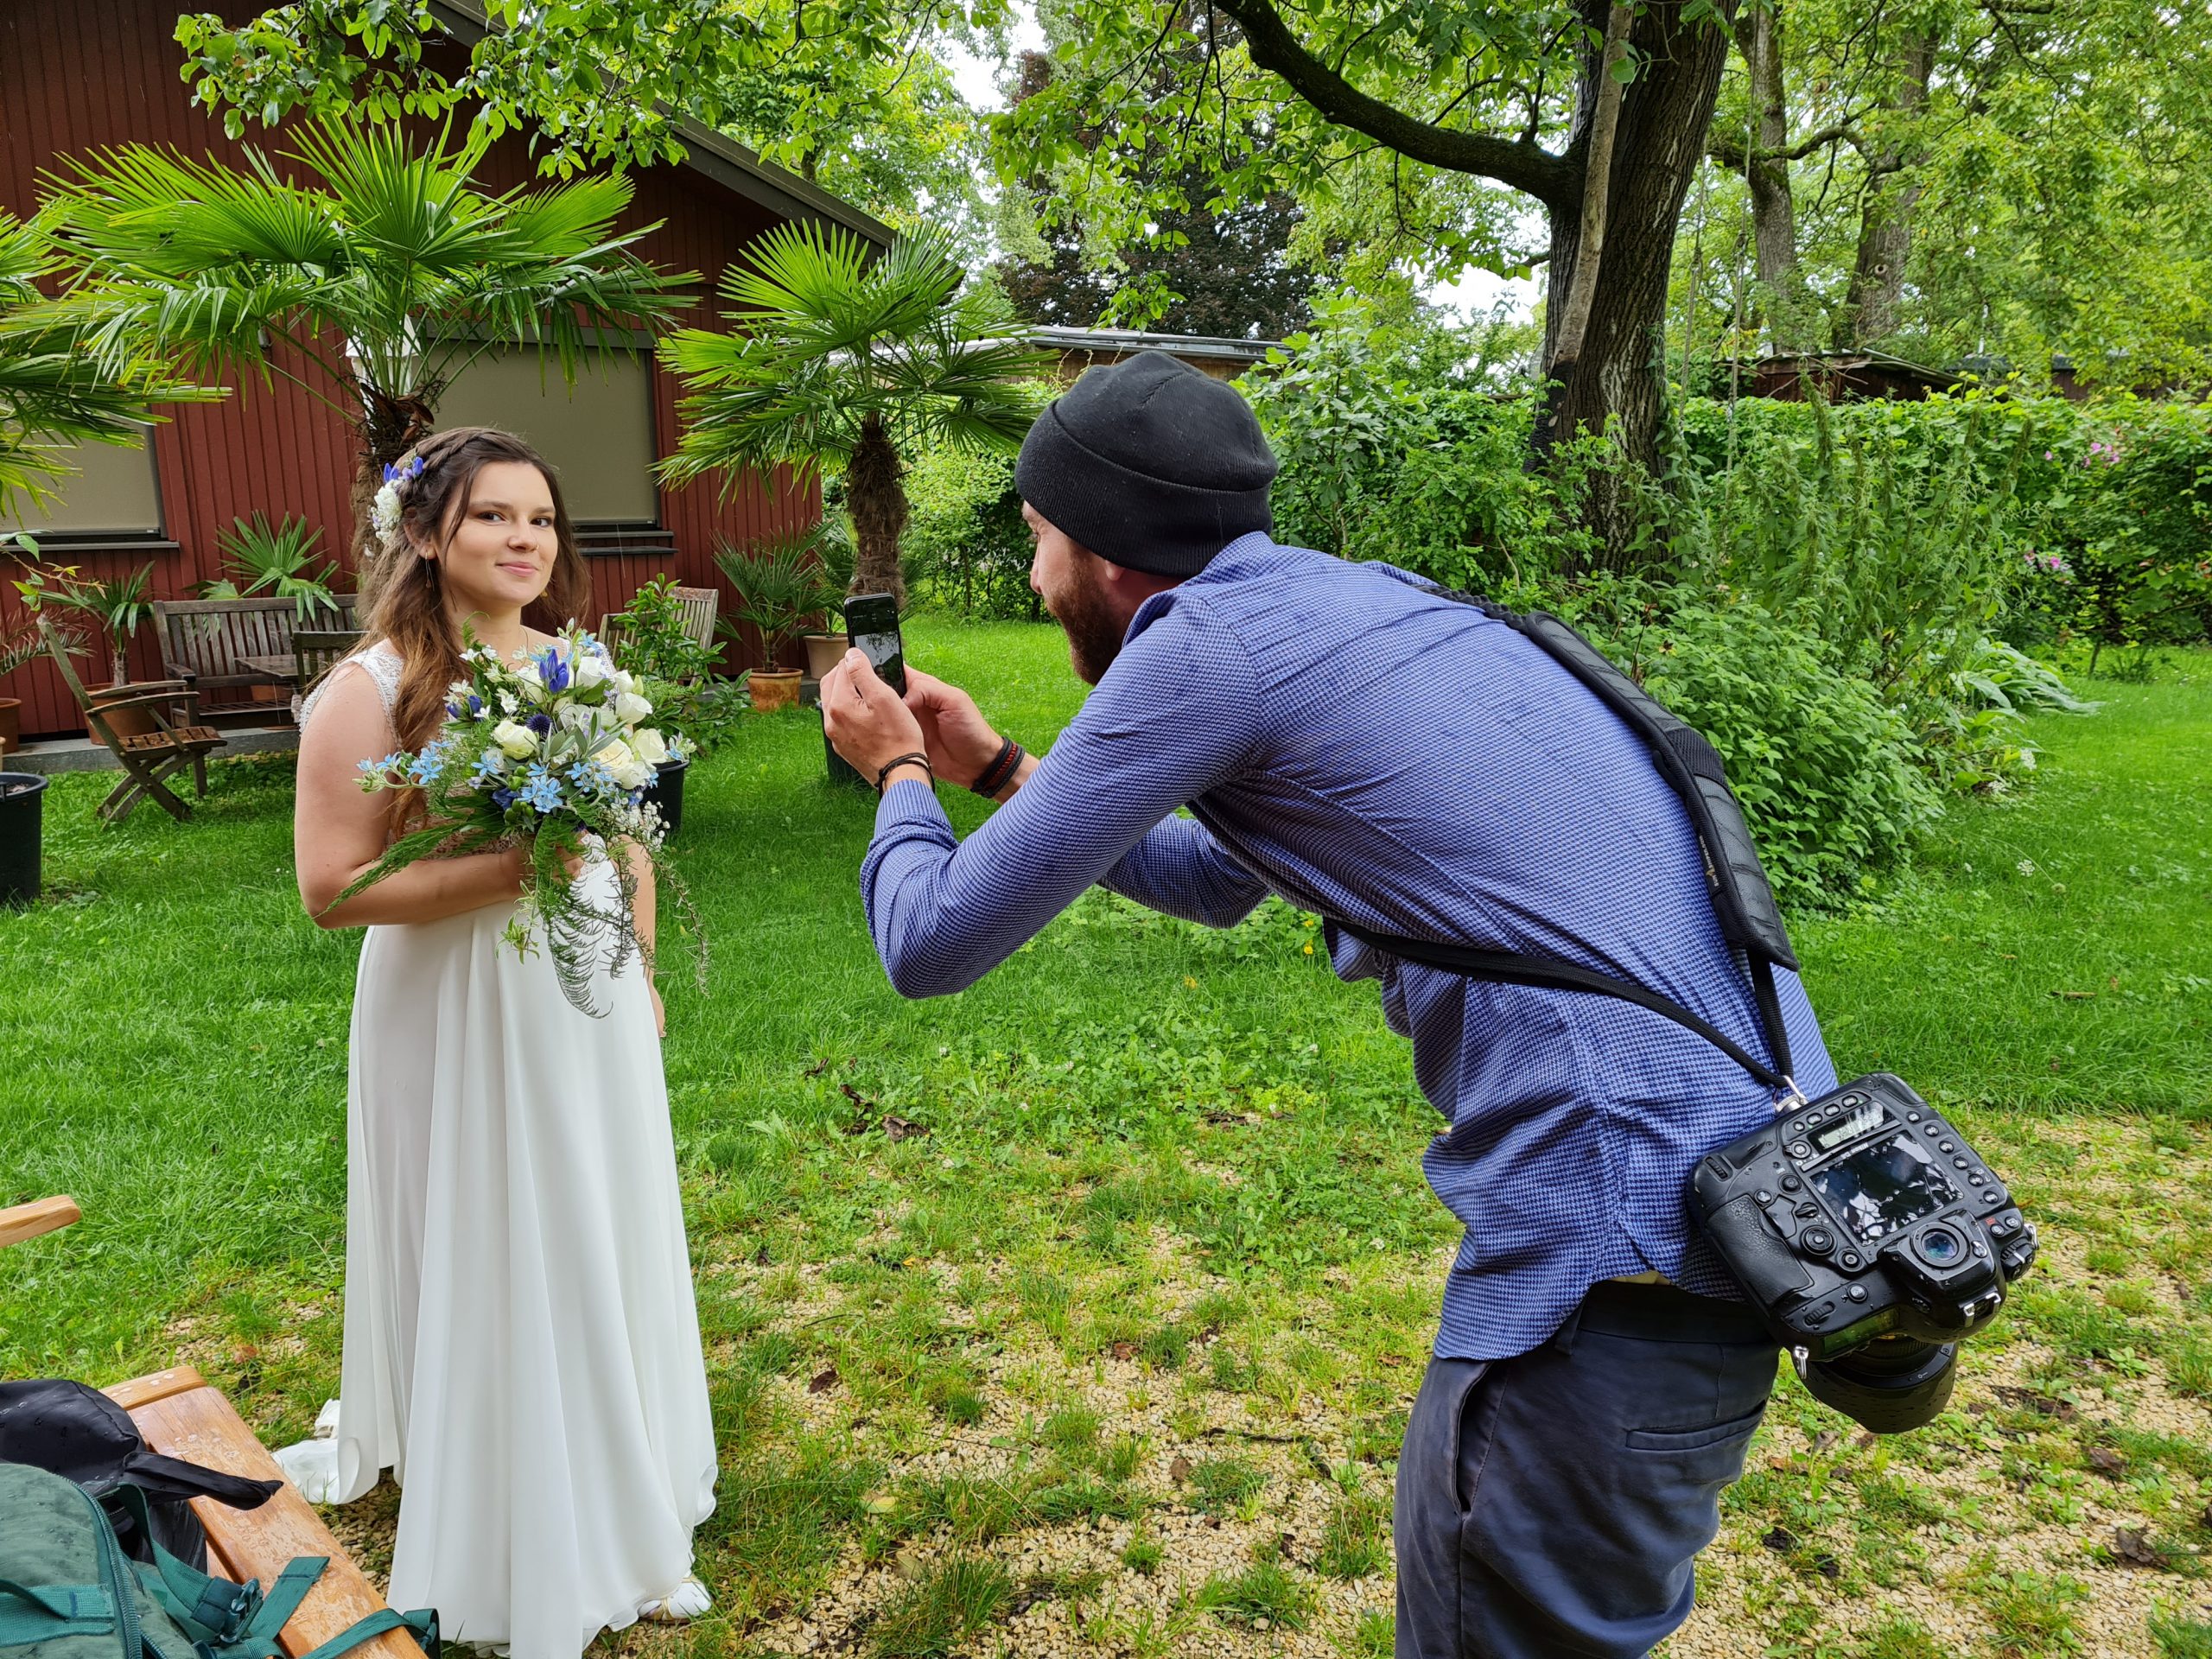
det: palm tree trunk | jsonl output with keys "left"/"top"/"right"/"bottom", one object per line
{"left": 349, "top": 386, "right": 438, "bottom": 571}
{"left": 845, "top": 414, "right": 910, "bottom": 606}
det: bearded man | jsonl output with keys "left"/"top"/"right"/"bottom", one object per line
{"left": 822, "top": 350, "right": 1837, "bottom": 1659}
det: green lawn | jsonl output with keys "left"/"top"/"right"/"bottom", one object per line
{"left": 3, "top": 625, "right": 2208, "bottom": 1659}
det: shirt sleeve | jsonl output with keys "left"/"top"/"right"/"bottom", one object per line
{"left": 860, "top": 596, "right": 1265, "bottom": 997}
{"left": 1098, "top": 814, "right": 1270, "bottom": 927}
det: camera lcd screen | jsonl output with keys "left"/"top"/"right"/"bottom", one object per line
{"left": 1807, "top": 1101, "right": 1889, "bottom": 1155}
{"left": 1810, "top": 1131, "right": 1945, "bottom": 1243}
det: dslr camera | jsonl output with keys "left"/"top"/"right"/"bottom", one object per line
{"left": 1692, "top": 1073, "right": 2038, "bottom": 1432}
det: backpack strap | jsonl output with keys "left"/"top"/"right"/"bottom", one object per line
{"left": 294, "top": 1607, "right": 439, "bottom": 1659}
{"left": 0, "top": 1579, "right": 118, "bottom": 1643}
{"left": 1338, "top": 589, "right": 1807, "bottom": 1098}
{"left": 1333, "top": 921, "right": 1793, "bottom": 1094}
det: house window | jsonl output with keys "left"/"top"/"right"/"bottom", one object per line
{"left": 0, "top": 428, "right": 162, "bottom": 536}
{"left": 435, "top": 347, "right": 659, "bottom": 526}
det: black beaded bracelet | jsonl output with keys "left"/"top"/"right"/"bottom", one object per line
{"left": 875, "top": 752, "right": 934, "bottom": 792}
{"left": 970, "top": 737, "right": 1025, "bottom": 798}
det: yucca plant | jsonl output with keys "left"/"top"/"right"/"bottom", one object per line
{"left": 661, "top": 224, "right": 1049, "bottom": 604}
{"left": 9, "top": 560, "right": 153, "bottom": 687}
{"left": 29, "top": 117, "right": 692, "bottom": 562}
{"left": 200, "top": 513, "right": 344, "bottom": 621}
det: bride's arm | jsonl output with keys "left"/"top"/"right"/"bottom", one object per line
{"left": 296, "top": 667, "right": 526, "bottom": 928}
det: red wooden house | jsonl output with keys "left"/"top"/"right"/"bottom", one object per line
{"left": 0, "top": 0, "right": 891, "bottom": 739}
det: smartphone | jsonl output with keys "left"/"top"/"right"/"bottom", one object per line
{"left": 843, "top": 593, "right": 906, "bottom": 696}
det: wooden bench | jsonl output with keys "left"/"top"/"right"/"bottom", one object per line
{"left": 149, "top": 596, "right": 359, "bottom": 722}
{"left": 1, "top": 1197, "right": 418, "bottom": 1659}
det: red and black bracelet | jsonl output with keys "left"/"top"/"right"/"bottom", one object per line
{"left": 969, "top": 737, "right": 1026, "bottom": 798}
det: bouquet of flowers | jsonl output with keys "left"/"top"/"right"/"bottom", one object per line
{"left": 334, "top": 623, "right": 702, "bottom": 1015}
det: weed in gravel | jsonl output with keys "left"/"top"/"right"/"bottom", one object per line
{"left": 1973, "top": 1567, "right": 2089, "bottom": 1656}
{"left": 2152, "top": 1610, "right": 2212, "bottom": 1657}
{"left": 1198, "top": 1557, "right": 1314, "bottom": 1631}
{"left": 1185, "top": 1456, "right": 1268, "bottom": 1515}
{"left": 1119, "top": 1530, "right": 1164, "bottom": 1574}
{"left": 1315, "top": 1481, "right": 1392, "bottom": 1580}
{"left": 1852, "top": 1614, "right": 1946, "bottom": 1659}
{"left": 868, "top": 1554, "right": 1014, "bottom": 1657}
{"left": 1338, "top": 1608, "right": 1395, "bottom": 1658}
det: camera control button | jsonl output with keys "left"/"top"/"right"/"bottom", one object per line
{"left": 1803, "top": 1303, "right": 1834, "bottom": 1328}
{"left": 1940, "top": 1141, "right": 1956, "bottom": 1153}
{"left": 1782, "top": 1175, "right": 1802, "bottom": 1192}
{"left": 1847, "top": 1284, "right": 1869, "bottom": 1302}
{"left": 1802, "top": 1228, "right": 1835, "bottom": 1255}
{"left": 1839, "top": 1251, "right": 1863, "bottom": 1269}
{"left": 1756, "top": 1189, "right": 1775, "bottom": 1205}
{"left": 1954, "top": 1158, "right": 1969, "bottom": 1170}
{"left": 1789, "top": 1143, "right": 1811, "bottom": 1160}
{"left": 1906, "top": 1110, "right": 1921, "bottom": 1122}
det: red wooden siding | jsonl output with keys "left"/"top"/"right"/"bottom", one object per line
{"left": 1, "top": 0, "right": 822, "bottom": 739}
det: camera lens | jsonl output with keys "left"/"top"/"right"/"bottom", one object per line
{"left": 1916, "top": 1225, "right": 1964, "bottom": 1267}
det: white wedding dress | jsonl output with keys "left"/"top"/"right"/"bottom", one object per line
{"left": 279, "top": 643, "right": 716, "bottom": 1658}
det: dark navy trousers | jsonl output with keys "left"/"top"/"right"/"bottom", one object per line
{"left": 1394, "top": 1281, "right": 1778, "bottom": 1658}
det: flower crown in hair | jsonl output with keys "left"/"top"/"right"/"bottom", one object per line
{"left": 369, "top": 452, "right": 429, "bottom": 550}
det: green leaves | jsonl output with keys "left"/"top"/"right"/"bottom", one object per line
{"left": 659, "top": 221, "right": 1048, "bottom": 490}
{"left": 26, "top": 115, "right": 691, "bottom": 433}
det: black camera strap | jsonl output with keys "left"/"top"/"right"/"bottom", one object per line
{"left": 1328, "top": 593, "right": 1802, "bottom": 1099}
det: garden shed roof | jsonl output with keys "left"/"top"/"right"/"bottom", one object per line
{"left": 426, "top": 0, "right": 895, "bottom": 250}
{"left": 1027, "top": 327, "right": 1283, "bottom": 383}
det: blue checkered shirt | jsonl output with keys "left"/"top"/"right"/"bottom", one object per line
{"left": 861, "top": 534, "right": 1837, "bottom": 1359}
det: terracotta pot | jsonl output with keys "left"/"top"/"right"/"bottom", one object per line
{"left": 86, "top": 691, "right": 158, "bottom": 749}
{"left": 750, "top": 668, "right": 803, "bottom": 713}
{"left": 0, "top": 698, "right": 19, "bottom": 755}
{"left": 803, "top": 632, "right": 851, "bottom": 681}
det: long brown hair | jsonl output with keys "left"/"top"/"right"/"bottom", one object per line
{"left": 357, "top": 426, "right": 589, "bottom": 752}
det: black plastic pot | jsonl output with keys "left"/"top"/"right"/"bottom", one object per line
{"left": 641, "top": 757, "right": 688, "bottom": 837}
{"left": 822, "top": 715, "right": 868, "bottom": 790}
{"left": 0, "top": 772, "right": 48, "bottom": 908}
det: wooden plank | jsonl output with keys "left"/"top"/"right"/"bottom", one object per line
{"left": 104, "top": 1364, "right": 206, "bottom": 1412}
{"left": 0, "top": 1194, "right": 79, "bottom": 1249}
{"left": 121, "top": 1382, "right": 421, "bottom": 1659}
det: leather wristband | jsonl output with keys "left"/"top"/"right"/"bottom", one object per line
{"left": 875, "top": 752, "right": 933, "bottom": 792}
{"left": 970, "top": 737, "right": 1024, "bottom": 798}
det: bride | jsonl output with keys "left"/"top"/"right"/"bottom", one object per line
{"left": 285, "top": 425, "right": 716, "bottom": 1656}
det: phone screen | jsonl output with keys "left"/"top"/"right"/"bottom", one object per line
{"left": 844, "top": 594, "right": 906, "bottom": 696}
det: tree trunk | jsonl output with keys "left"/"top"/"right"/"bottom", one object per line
{"left": 1839, "top": 26, "right": 1936, "bottom": 349}
{"left": 1541, "top": 0, "right": 1734, "bottom": 567}
{"left": 845, "top": 414, "right": 910, "bottom": 606}
{"left": 350, "top": 384, "right": 437, "bottom": 577}
{"left": 1732, "top": 2, "right": 1802, "bottom": 343}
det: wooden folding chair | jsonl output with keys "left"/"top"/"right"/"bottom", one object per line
{"left": 43, "top": 619, "right": 227, "bottom": 823}
{"left": 672, "top": 585, "right": 719, "bottom": 653}
{"left": 0, "top": 1196, "right": 422, "bottom": 1659}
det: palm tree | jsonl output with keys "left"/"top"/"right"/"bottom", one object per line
{"left": 29, "top": 117, "right": 692, "bottom": 561}
{"left": 0, "top": 212, "right": 213, "bottom": 521}
{"left": 658, "top": 223, "right": 1047, "bottom": 604}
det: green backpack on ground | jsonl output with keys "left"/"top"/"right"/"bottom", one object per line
{"left": 0, "top": 1463, "right": 436, "bottom": 1659}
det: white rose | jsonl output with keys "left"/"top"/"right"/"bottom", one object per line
{"left": 492, "top": 720, "right": 538, "bottom": 760}
{"left": 608, "top": 667, "right": 636, "bottom": 696}
{"left": 572, "top": 654, "right": 608, "bottom": 690}
{"left": 632, "top": 727, "right": 669, "bottom": 765}
{"left": 556, "top": 702, "right": 595, "bottom": 732}
{"left": 597, "top": 737, "right": 652, "bottom": 791}
{"left": 513, "top": 661, "right": 542, "bottom": 690}
{"left": 613, "top": 690, "right": 653, "bottom": 725}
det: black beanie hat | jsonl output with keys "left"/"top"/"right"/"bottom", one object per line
{"left": 1014, "top": 350, "right": 1277, "bottom": 576}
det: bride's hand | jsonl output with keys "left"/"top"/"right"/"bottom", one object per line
{"left": 650, "top": 984, "right": 666, "bottom": 1039}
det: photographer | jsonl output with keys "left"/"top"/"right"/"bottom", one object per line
{"left": 823, "top": 352, "right": 1839, "bottom": 1659}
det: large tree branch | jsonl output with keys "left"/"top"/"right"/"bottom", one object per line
{"left": 1708, "top": 116, "right": 1866, "bottom": 172}
{"left": 1209, "top": 0, "right": 1579, "bottom": 209}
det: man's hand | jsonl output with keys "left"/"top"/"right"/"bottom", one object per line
{"left": 902, "top": 667, "right": 1006, "bottom": 788}
{"left": 822, "top": 648, "right": 928, "bottom": 783}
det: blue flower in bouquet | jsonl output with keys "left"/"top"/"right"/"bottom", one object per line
{"left": 489, "top": 785, "right": 518, "bottom": 812}
{"left": 358, "top": 752, "right": 407, "bottom": 779}
{"left": 535, "top": 647, "right": 572, "bottom": 696}
{"left": 518, "top": 765, "right": 567, "bottom": 814}
{"left": 446, "top": 691, "right": 486, "bottom": 721}
{"left": 472, "top": 750, "right": 510, "bottom": 785}
{"left": 568, "top": 759, "right": 618, "bottom": 798}
{"left": 526, "top": 712, "right": 554, "bottom": 737}
{"left": 406, "top": 739, "right": 451, "bottom": 786}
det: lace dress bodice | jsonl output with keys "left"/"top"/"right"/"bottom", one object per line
{"left": 298, "top": 640, "right": 403, "bottom": 731}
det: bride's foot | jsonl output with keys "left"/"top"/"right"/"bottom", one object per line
{"left": 640, "top": 1580, "right": 711, "bottom": 1622}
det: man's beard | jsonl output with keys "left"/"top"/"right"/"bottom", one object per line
{"left": 1046, "top": 557, "right": 1125, "bottom": 685}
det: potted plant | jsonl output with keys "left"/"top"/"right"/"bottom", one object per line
{"left": 200, "top": 512, "right": 348, "bottom": 695}
{"left": 800, "top": 505, "right": 858, "bottom": 682}
{"left": 601, "top": 574, "right": 719, "bottom": 836}
{"left": 715, "top": 531, "right": 840, "bottom": 714}
{"left": 10, "top": 558, "right": 156, "bottom": 742}
{"left": 0, "top": 613, "right": 52, "bottom": 906}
